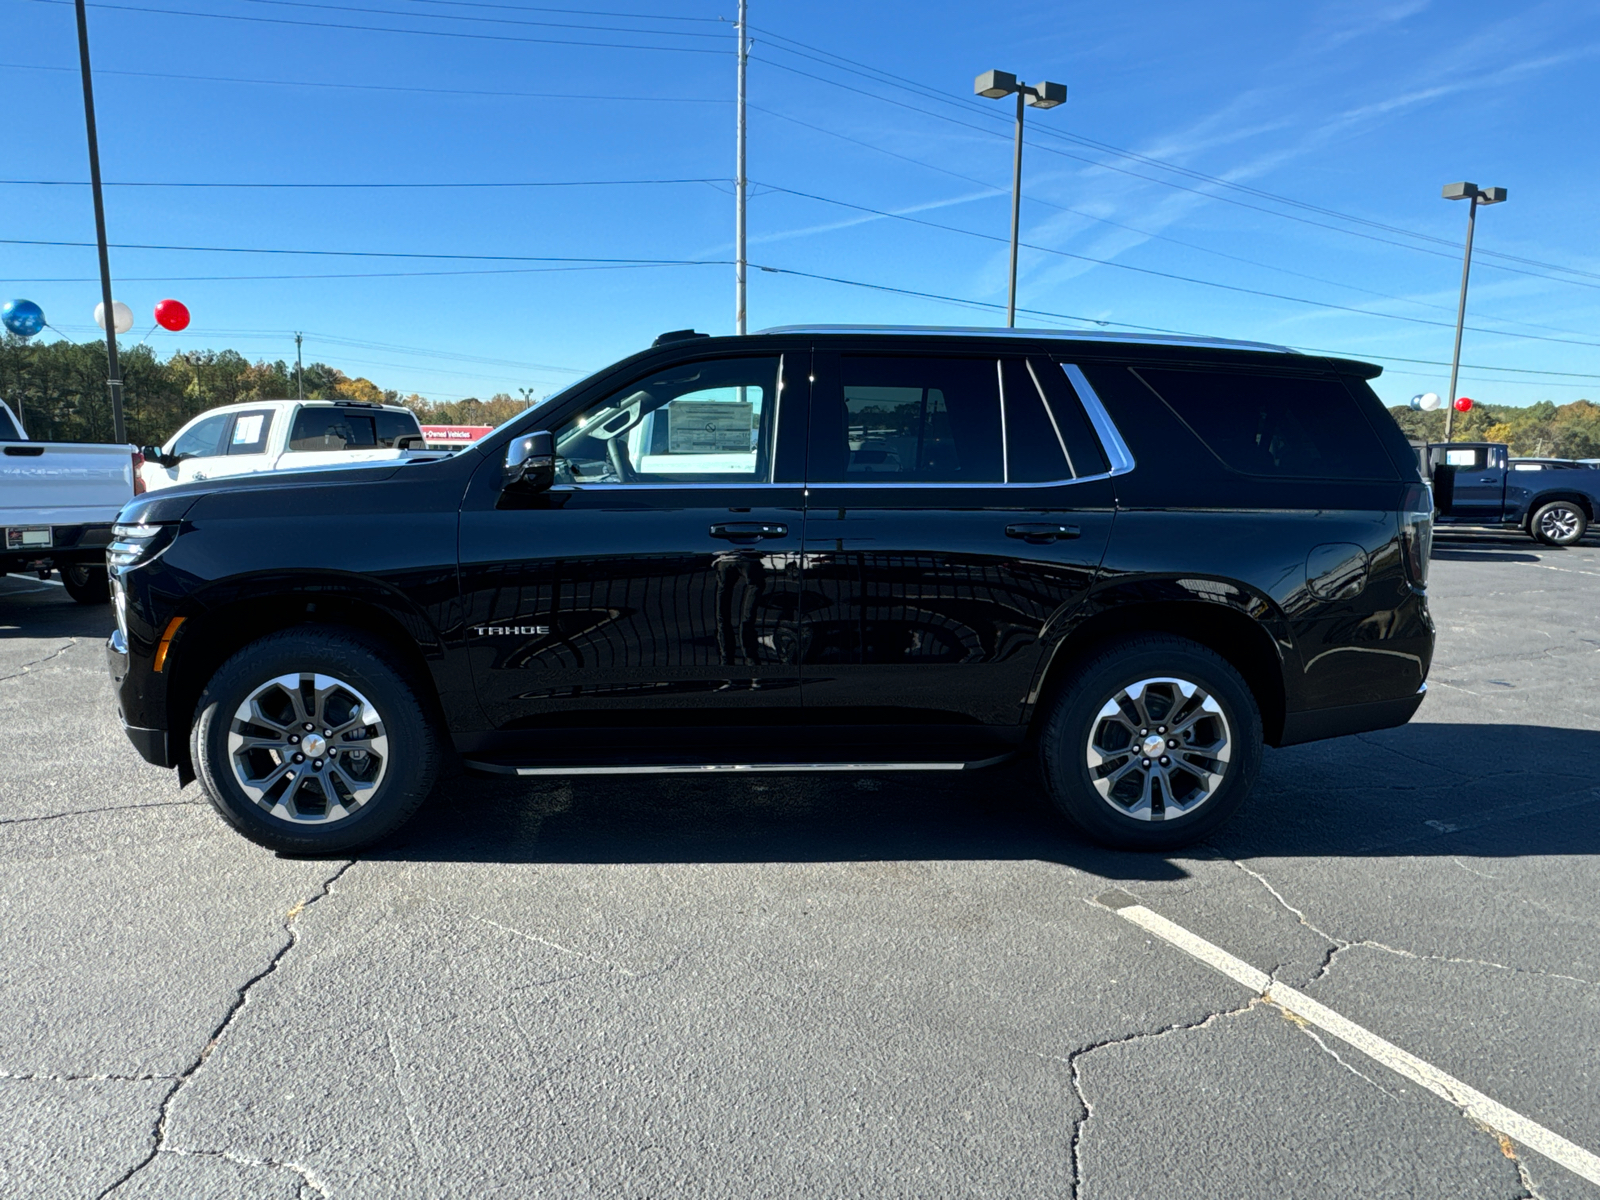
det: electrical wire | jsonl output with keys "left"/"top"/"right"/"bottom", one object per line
{"left": 0, "top": 59, "right": 727, "bottom": 101}
{"left": 1, "top": 177, "right": 726, "bottom": 188}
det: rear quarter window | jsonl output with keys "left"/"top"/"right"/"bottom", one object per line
{"left": 1132, "top": 368, "right": 1397, "bottom": 481}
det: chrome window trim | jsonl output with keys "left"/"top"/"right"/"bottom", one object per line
{"left": 1025, "top": 358, "right": 1074, "bottom": 473}
{"left": 1060, "top": 363, "right": 1136, "bottom": 477}
{"left": 803, "top": 473, "right": 1109, "bottom": 491}
{"left": 752, "top": 324, "right": 1297, "bottom": 354}
{"left": 996, "top": 358, "right": 1010, "bottom": 484}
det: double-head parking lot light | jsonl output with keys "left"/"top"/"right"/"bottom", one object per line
{"left": 1442, "top": 181, "right": 1508, "bottom": 441}
{"left": 975, "top": 70, "right": 1066, "bottom": 327}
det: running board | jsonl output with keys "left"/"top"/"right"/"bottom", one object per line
{"left": 463, "top": 757, "right": 1010, "bottom": 778}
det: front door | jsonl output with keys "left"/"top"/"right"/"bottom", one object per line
{"left": 458, "top": 352, "right": 808, "bottom": 758}
{"left": 1442, "top": 444, "right": 1506, "bottom": 522}
{"left": 799, "top": 351, "right": 1114, "bottom": 756}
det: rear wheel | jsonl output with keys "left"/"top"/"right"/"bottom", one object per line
{"left": 1039, "top": 635, "right": 1262, "bottom": 850}
{"left": 1530, "top": 500, "right": 1587, "bottom": 546}
{"left": 191, "top": 628, "right": 440, "bottom": 853}
{"left": 60, "top": 563, "right": 110, "bottom": 605}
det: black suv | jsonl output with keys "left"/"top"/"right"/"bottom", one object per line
{"left": 106, "top": 327, "right": 1434, "bottom": 853}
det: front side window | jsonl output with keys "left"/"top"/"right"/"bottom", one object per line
{"left": 824, "top": 356, "right": 1002, "bottom": 483}
{"left": 225, "top": 410, "right": 274, "bottom": 455}
{"left": 0, "top": 405, "right": 21, "bottom": 441}
{"left": 553, "top": 357, "right": 779, "bottom": 485}
{"left": 170, "top": 413, "right": 231, "bottom": 460}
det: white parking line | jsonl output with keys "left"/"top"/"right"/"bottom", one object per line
{"left": 1099, "top": 893, "right": 1600, "bottom": 1187}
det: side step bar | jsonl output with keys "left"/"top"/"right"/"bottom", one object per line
{"left": 463, "top": 757, "right": 1011, "bottom": 778}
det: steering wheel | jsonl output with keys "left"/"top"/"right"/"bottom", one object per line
{"left": 606, "top": 434, "right": 635, "bottom": 483}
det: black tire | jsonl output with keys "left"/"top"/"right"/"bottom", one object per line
{"left": 191, "top": 627, "right": 440, "bottom": 853}
{"left": 60, "top": 563, "right": 110, "bottom": 605}
{"left": 1530, "top": 500, "right": 1587, "bottom": 547}
{"left": 1038, "top": 634, "right": 1262, "bottom": 851}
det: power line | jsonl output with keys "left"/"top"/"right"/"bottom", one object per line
{"left": 0, "top": 177, "right": 726, "bottom": 188}
{"left": 224, "top": 0, "right": 730, "bottom": 39}
{"left": 1, "top": 238, "right": 729, "bottom": 265}
{"left": 746, "top": 25, "right": 1600, "bottom": 286}
{"left": 3, "top": 262, "right": 724, "bottom": 282}
{"left": 755, "top": 183, "right": 1600, "bottom": 351}
{"left": 0, "top": 59, "right": 727, "bottom": 101}
{"left": 14, "top": 0, "right": 729, "bottom": 53}
{"left": 750, "top": 262, "right": 1600, "bottom": 384}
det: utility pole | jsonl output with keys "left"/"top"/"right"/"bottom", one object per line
{"left": 734, "top": 0, "right": 748, "bottom": 335}
{"left": 75, "top": 0, "right": 126, "bottom": 444}
{"left": 1441, "top": 181, "right": 1507, "bottom": 442}
{"left": 294, "top": 332, "right": 305, "bottom": 399}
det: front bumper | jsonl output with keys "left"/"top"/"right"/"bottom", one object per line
{"left": 108, "top": 629, "right": 174, "bottom": 767}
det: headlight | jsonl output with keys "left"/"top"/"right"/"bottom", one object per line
{"left": 107, "top": 522, "right": 179, "bottom": 571}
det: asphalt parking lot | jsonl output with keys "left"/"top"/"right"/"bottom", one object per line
{"left": 2, "top": 527, "right": 1597, "bottom": 1199}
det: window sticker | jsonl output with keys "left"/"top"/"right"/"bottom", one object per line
{"left": 667, "top": 401, "right": 753, "bottom": 453}
{"left": 232, "top": 414, "right": 264, "bottom": 445}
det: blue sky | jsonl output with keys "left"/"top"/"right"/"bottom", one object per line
{"left": 5, "top": 0, "right": 1599, "bottom": 407}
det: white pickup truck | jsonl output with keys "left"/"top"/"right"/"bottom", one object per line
{"left": 140, "top": 398, "right": 451, "bottom": 491}
{"left": 1, "top": 399, "right": 139, "bottom": 603}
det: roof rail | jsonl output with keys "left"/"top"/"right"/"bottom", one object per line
{"left": 749, "top": 324, "right": 1296, "bottom": 354}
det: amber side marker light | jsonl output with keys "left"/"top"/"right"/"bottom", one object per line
{"left": 152, "top": 617, "right": 187, "bottom": 673}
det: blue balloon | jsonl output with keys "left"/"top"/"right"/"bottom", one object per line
{"left": 2, "top": 299, "right": 45, "bottom": 337}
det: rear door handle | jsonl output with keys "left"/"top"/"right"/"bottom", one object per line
{"left": 1006, "top": 522, "right": 1080, "bottom": 543}
{"left": 710, "top": 522, "right": 788, "bottom": 540}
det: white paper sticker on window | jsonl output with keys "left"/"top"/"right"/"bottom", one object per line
{"left": 1444, "top": 449, "right": 1479, "bottom": 466}
{"left": 667, "top": 401, "right": 753, "bottom": 454}
{"left": 232, "top": 414, "right": 264, "bottom": 445}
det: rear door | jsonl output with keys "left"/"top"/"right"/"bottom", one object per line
{"left": 1446, "top": 444, "right": 1508, "bottom": 521}
{"left": 799, "top": 349, "right": 1114, "bottom": 755}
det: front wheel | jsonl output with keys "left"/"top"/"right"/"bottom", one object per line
{"left": 191, "top": 628, "right": 440, "bottom": 853}
{"left": 1039, "top": 635, "right": 1262, "bottom": 851}
{"left": 1530, "top": 500, "right": 1587, "bottom": 547}
{"left": 60, "top": 563, "right": 110, "bottom": 605}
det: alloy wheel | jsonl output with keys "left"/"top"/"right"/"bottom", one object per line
{"left": 226, "top": 672, "right": 389, "bottom": 823}
{"left": 1537, "top": 505, "right": 1581, "bottom": 543}
{"left": 1085, "top": 676, "right": 1232, "bottom": 821}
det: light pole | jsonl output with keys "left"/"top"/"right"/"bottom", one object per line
{"left": 1441, "top": 181, "right": 1507, "bottom": 442}
{"left": 294, "top": 331, "right": 305, "bottom": 399}
{"left": 974, "top": 70, "right": 1066, "bottom": 327}
{"left": 734, "top": 0, "right": 748, "bottom": 335}
{"left": 74, "top": 0, "right": 126, "bottom": 444}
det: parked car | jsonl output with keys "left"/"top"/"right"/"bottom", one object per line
{"left": 140, "top": 398, "right": 449, "bottom": 491}
{"left": 1425, "top": 442, "right": 1599, "bottom": 545}
{"left": 1, "top": 398, "right": 139, "bottom": 603}
{"left": 106, "top": 326, "right": 1435, "bottom": 853}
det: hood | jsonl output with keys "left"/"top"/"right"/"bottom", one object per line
{"left": 117, "top": 461, "right": 405, "bottom": 526}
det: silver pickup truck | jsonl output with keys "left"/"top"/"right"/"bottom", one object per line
{"left": 1, "top": 399, "right": 138, "bottom": 603}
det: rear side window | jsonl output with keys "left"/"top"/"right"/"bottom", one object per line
{"left": 225, "top": 410, "right": 273, "bottom": 455}
{"left": 374, "top": 410, "right": 422, "bottom": 448}
{"left": 822, "top": 356, "right": 1003, "bottom": 483}
{"left": 1132, "top": 368, "right": 1396, "bottom": 480}
{"left": 289, "top": 408, "right": 377, "bottom": 452}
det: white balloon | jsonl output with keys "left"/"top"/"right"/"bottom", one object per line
{"left": 1418, "top": 391, "right": 1442, "bottom": 411}
{"left": 94, "top": 300, "right": 134, "bottom": 335}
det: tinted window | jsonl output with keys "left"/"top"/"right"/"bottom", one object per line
{"left": 288, "top": 408, "right": 376, "bottom": 452}
{"left": 1133, "top": 368, "right": 1396, "bottom": 480}
{"left": 1000, "top": 358, "right": 1070, "bottom": 482}
{"left": 225, "top": 410, "right": 273, "bottom": 455}
{"left": 554, "top": 357, "right": 779, "bottom": 484}
{"left": 0, "top": 405, "right": 21, "bottom": 441}
{"left": 1036, "top": 360, "right": 1111, "bottom": 476}
{"left": 171, "top": 413, "right": 230, "bottom": 460}
{"left": 823, "top": 356, "right": 1002, "bottom": 483}
{"left": 374, "top": 409, "right": 422, "bottom": 448}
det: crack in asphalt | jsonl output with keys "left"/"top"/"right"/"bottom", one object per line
{"left": 1059, "top": 998, "right": 1263, "bottom": 1199}
{"left": 0, "top": 1070, "right": 179, "bottom": 1084}
{"left": 96, "top": 858, "right": 357, "bottom": 1199}
{"left": 0, "top": 800, "right": 204, "bottom": 828}
{"left": 0, "top": 639, "right": 78, "bottom": 683}
{"left": 155, "top": 1147, "right": 332, "bottom": 1198}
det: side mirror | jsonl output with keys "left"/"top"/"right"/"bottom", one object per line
{"left": 142, "top": 445, "right": 178, "bottom": 469}
{"left": 503, "top": 430, "right": 555, "bottom": 493}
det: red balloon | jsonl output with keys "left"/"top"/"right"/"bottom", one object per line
{"left": 1454, "top": 396, "right": 1473, "bottom": 412}
{"left": 154, "top": 299, "right": 190, "bottom": 332}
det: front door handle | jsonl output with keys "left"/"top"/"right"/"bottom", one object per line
{"left": 710, "top": 522, "right": 788, "bottom": 541}
{"left": 1006, "top": 522, "right": 1080, "bottom": 543}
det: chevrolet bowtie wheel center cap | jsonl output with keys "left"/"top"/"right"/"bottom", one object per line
{"left": 301, "top": 732, "right": 327, "bottom": 758}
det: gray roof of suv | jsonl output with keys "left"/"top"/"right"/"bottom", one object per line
{"left": 751, "top": 324, "right": 1297, "bottom": 354}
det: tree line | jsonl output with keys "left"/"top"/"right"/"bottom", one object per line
{"left": 0, "top": 335, "right": 534, "bottom": 446}
{"left": 1387, "top": 398, "right": 1600, "bottom": 458}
